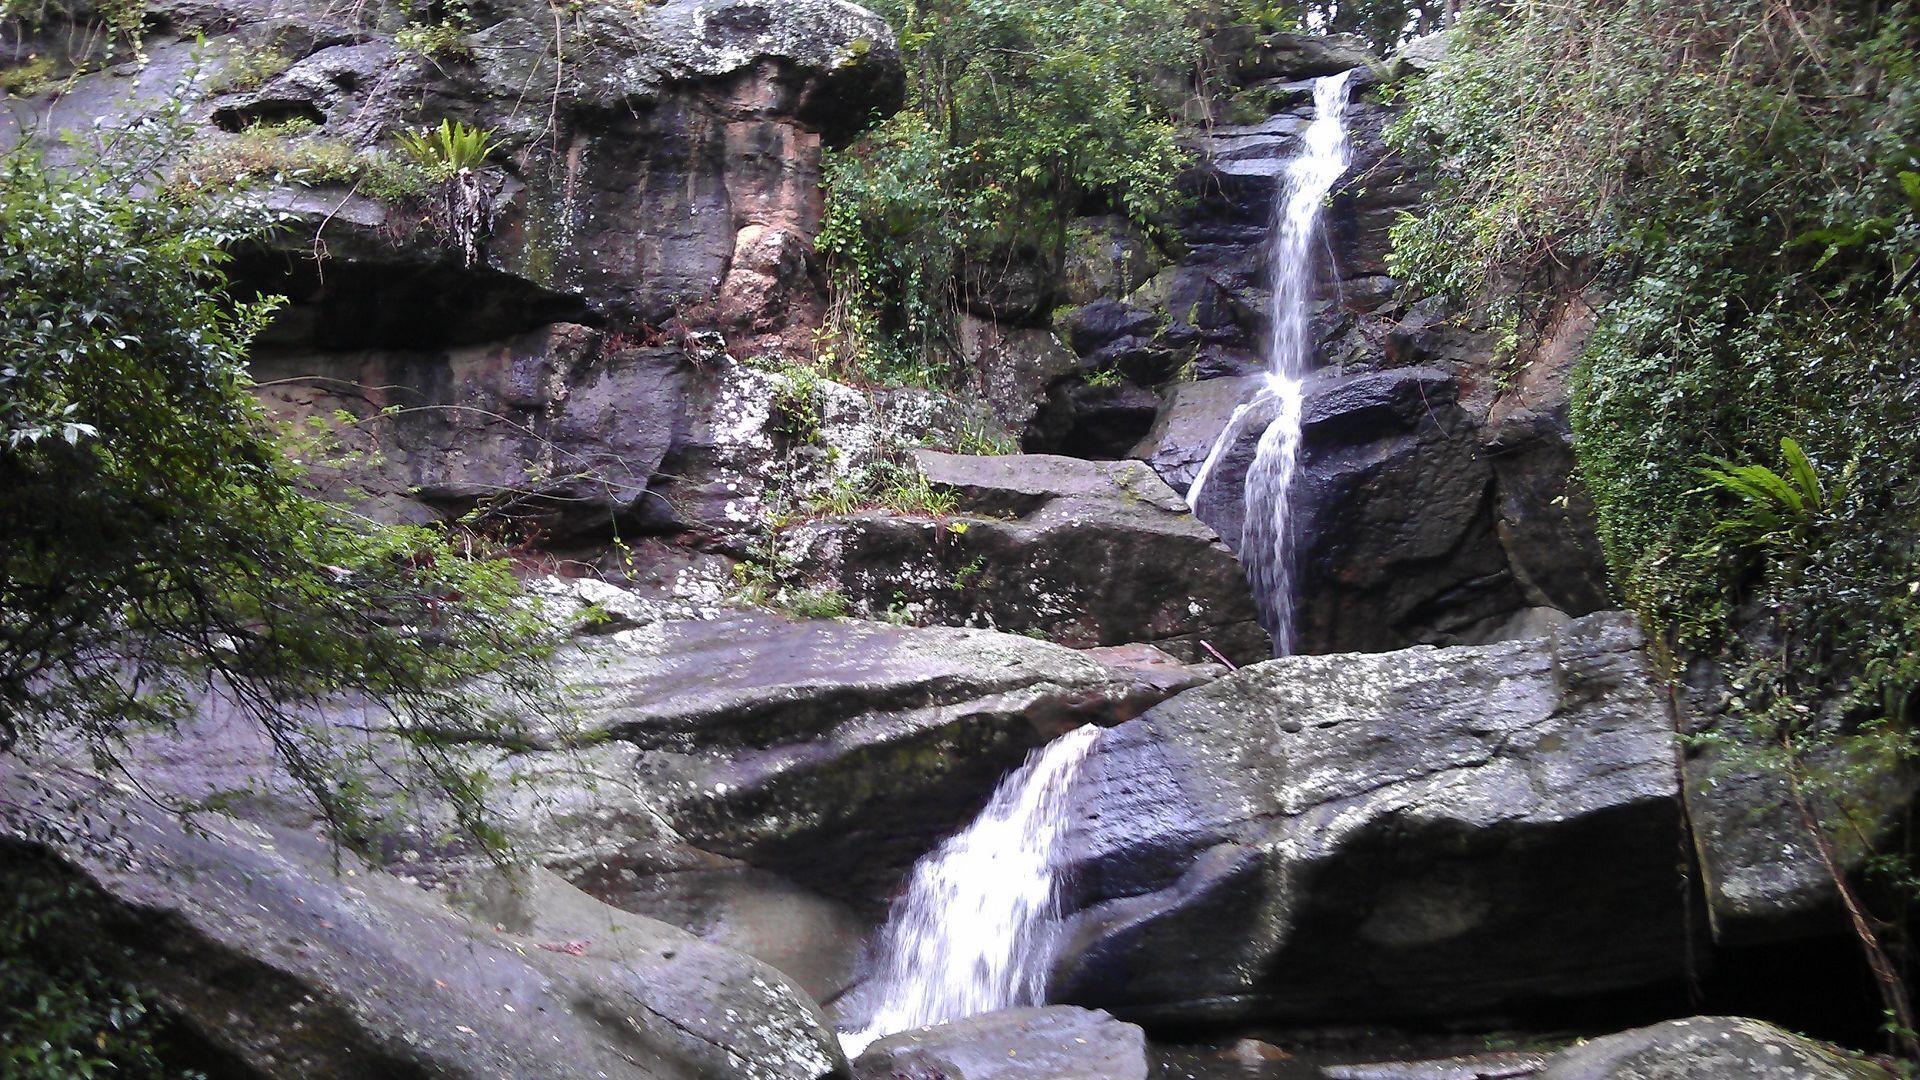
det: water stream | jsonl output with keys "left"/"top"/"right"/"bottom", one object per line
{"left": 1189, "top": 70, "right": 1356, "bottom": 656}
{"left": 837, "top": 724, "right": 1102, "bottom": 1057}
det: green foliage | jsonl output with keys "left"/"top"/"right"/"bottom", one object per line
{"left": 395, "top": 119, "right": 502, "bottom": 178}
{"left": 1, "top": 0, "right": 146, "bottom": 58}
{"left": 1695, "top": 438, "right": 1849, "bottom": 555}
{"left": 0, "top": 56, "right": 60, "bottom": 97}
{"left": 0, "top": 108, "right": 558, "bottom": 854}
{"left": 178, "top": 122, "right": 437, "bottom": 203}
{"left": 210, "top": 43, "right": 293, "bottom": 93}
{"left": 819, "top": 0, "right": 1201, "bottom": 385}
{"left": 0, "top": 868, "right": 205, "bottom": 1079}
{"left": 1392, "top": 0, "right": 1920, "bottom": 1045}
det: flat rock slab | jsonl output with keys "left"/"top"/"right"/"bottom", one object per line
{"left": 1538, "top": 1016, "right": 1891, "bottom": 1079}
{"left": 1050, "top": 612, "right": 1691, "bottom": 1025}
{"left": 567, "top": 611, "right": 1217, "bottom": 910}
{"left": 853, "top": 1006, "right": 1148, "bottom": 1080}
{"left": 785, "top": 451, "right": 1269, "bottom": 664}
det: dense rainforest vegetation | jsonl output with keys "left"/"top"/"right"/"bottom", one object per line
{"left": 1391, "top": 0, "right": 1920, "bottom": 1050}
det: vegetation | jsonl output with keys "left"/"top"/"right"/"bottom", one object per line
{"left": 0, "top": 868, "right": 212, "bottom": 1079}
{"left": 178, "top": 119, "right": 438, "bottom": 203}
{"left": 395, "top": 119, "right": 502, "bottom": 178}
{"left": 1, "top": 110, "right": 558, "bottom": 853}
{"left": 209, "top": 42, "right": 294, "bottom": 93}
{"left": 817, "top": 0, "right": 1202, "bottom": 385}
{"left": 1390, "top": 0, "right": 1920, "bottom": 1053}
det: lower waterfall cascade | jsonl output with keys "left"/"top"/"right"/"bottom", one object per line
{"left": 836, "top": 724, "right": 1103, "bottom": 1057}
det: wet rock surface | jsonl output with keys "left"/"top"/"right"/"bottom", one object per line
{"left": 852, "top": 1006, "right": 1149, "bottom": 1080}
{"left": 783, "top": 451, "right": 1269, "bottom": 663}
{"left": 1050, "top": 613, "right": 1690, "bottom": 1025}
{"left": 1537, "top": 1016, "right": 1891, "bottom": 1079}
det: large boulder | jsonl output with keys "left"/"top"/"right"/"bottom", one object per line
{"left": 0, "top": 773, "right": 847, "bottom": 1080}
{"left": 782, "top": 451, "right": 1270, "bottom": 664}
{"left": 1048, "top": 613, "right": 1691, "bottom": 1025}
{"left": 558, "top": 610, "right": 1219, "bottom": 911}
{"left": 851, "top": 1007, "right": 1148, "bottom": 1080}
{"left": 1538, "top": 1016, "right": 1892, "bottom": 1079}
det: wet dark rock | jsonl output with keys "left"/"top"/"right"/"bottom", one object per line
{"left": 1538, "top": 1016, "right": 1891, "bottom": 1079}
{"left": 1130, "top": 374, "right": 1268, "bottom": 497}
{"left": 1050, "top": 613, "right": 1691, "bottom": 1026}
{"left": 852, "top": 1006, "right": 1149, "bottom": 1080}
{"left": 0, "top": 771, "right": 847, "bottom": 1080}
{"left": 784, "top": 451, "right": 1268, "bottom": 664}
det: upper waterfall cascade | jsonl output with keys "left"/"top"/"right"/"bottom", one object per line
{"left": 1189, "top": 69, "right": 1356, "bottom": 656}
{"left": 836, "top": 724, "right": 1102, "bottom": 1057}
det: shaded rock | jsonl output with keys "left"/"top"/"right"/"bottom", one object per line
{"left": 1027, "top": 380, "right": 1165, "bottom": 460}
{"left": 1538, "top": 1016, "right": 1891, "bottom": 1079}
{"left": 1061, "top": 216, "right": 1167, "bottom": 307}
{"left": 562, "top": 611, "right": 1214, "bottom": 910}
{"left": 1675, "top": 650, "right": 1916, "bottom": 949}
{"left": 1050, "top": 613, "right": 1690, "bottom": 1025}
{"left": 254, "top": 327, "right": 684, "bottom": 534}
{"left": 963, "top": 246, "right": 1056, "bottom": 324}
{"left": 0, "top": 772, "right": 846, "bottom": 1080}
{"left": 1390, "top": 30, "right": 1453, "bottom": 78}
{"left": 1211, "top": 29, "right": 1378, "bottom": 83}
{"left": 783, "top": 451, "right": 1269, "bottom": 664}
{"left": 852, "top": 1006, "right": 1148, "bottom": 1080}
{"left": 1482, "top": 295, "right": 1612, "bottom": 614}
{"left": 959, "top": 314, "right": 1081, "bottom": 437}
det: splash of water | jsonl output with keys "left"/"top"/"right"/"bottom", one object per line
{"left": 837, "top": 724, "right": 1102, "bottom": 1058}
{"left": 1188, "top": 70, "right": 1355, "bottom": 656}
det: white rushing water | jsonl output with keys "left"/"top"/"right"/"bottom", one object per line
{"left": 837, "top": 724, "right": 1102, "bottom": 1058}
{"left": 1189, "top": 70, "right": 1355, "bottom": 656}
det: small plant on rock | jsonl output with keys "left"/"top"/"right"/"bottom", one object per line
{"left": 394, "top": 120, "right": 504, "bottom": 267}
{"left": 395, "top": 119, "right": 501, "bottom": 179}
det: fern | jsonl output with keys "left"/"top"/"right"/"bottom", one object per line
{"left": 1695, "top": 437, "right": 1843, "bottom": 552}
{"left": 394, "top": 120, "right": 501, "bottom": 177}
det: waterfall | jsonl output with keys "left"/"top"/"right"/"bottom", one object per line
{"left": 837, "top": 724, "right": 1102, "bottom": 1058}
{"left": 1189, "top": 70, "right": 1355, "bottom": 656}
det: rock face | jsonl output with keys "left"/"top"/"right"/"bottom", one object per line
{"left": 851, "top": 1007, "right": 1149, "bottom": 1080}
{"left": 783, "top": 451, "right": 1269, "bottom": 663}
{"left": 4, "top": 0, "right": 907, "bottom": 536}
{"left": 0, "top": 774, "right": 846, "bottom": 1080}
{"left": 254, "top": 328, "right": 685, "bottom": 531}
{"left": 1049, "top": 613, "right": 1690, "bottom": 1025}
{"left": 556, "top": 610, "right": 1216, "bottom": 912}
{"left": 1538, "top": 1016, "right": 1891, "bottom": 1079}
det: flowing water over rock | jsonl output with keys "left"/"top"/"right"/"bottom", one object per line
{"left": 838, "top": 724, "right": 1103, "bottom": 1057}
{"left": 1189, "top": 70, "right": 1355, "bottom": 656}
